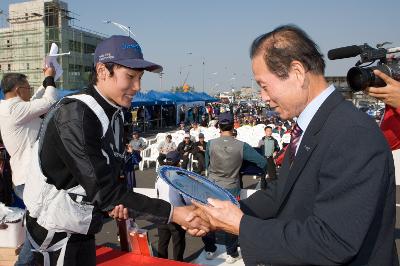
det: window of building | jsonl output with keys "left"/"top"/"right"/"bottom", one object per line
{"left": 25, "top": 13, "right": 28, "bottom": 20}
{"left": 84, "top": 43, "right": 96, "bottom": 54}
{"left": 6, "top": 39, "right": 10, "bottom": 48}
{"left": 69, "top": 40, "right": 82, "bottom": 53}
{"left": 26, "top": 38, "right": 29, "bottom": 44}
{"left": 27, "top": 63, "right": 30, "bottom": 70}
{"left": 7, "top": 64, "right": 11, "bottom": 71}
{"left": 44, "top": 5, "right": 59, "bottom": 27}
{"left": 0, "top": 65, "right": 2, "bottom": 71}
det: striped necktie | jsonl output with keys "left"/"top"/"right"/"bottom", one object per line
{"left": 289, "top": 123, "right": 303, "bottom": 163}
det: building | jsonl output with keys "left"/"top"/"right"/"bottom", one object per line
{"left": 0, "top": 0, "right": 106, "bottom": 90}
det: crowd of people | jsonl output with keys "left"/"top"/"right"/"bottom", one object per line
{"left": 0, "top": 24, "right": 399, "bottom": 266}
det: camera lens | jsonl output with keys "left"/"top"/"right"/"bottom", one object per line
{"left": 347, "top": 67, "right": 373, "bottom": 92}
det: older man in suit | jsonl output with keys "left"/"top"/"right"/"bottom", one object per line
{"left": 191, "top": 25, "right": 398, "bottom": 265}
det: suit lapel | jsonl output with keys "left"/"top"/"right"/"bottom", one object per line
{"left": 277, "top": 89, "right": 345, "bottom": 211}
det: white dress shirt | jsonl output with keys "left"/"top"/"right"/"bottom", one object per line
{"left": 0, "top": 85, "right": 57, "bottom": 186}
{"left": 295, "top": 85, "right": 335, "bottom": 154}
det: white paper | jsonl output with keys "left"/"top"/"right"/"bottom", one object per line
{"left": 44, "top": 43, "right": 70, "bottom": 81}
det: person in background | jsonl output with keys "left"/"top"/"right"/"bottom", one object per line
{"left": 0, "top": 133, "right": 13, "bottom": 206}
{"left": 203, "top": 112, "right": 266, "bottom": 264}
{"left": 157, "top": 134, "right": 177, "bottom": 165}
{"left": 0, "top": 67, "right": 57, "bottom": 266}
{"left": 129, "top": 131, "right": 147, "bottom": 166}
{"left": 272, "top": 122, "right": 285, "bottom": 137}
{"left": 122, "top": 144, "right": 136, "bottom": 190}
{"left": 192, "top": 133, "right": 207, "bottom": 175}
{"left": 177, "top": 133, "right": 195, "bottom": 170}
{"left": 366, "top": 69, "right": 400, "bottom": 185}
{"left": 190, "top": 122, "right": 201, "bottom": 140}
{"left": 258, "top": 126, "right": 280, "bottom": 182}
{"left": 155, "top": 151, "right": 188, "bottom": 261}
{"left": 366, "top": 70, "right": 400, "bottom": 150}
{"left": 200, "top": 114, "right": 208, "bottom": 127}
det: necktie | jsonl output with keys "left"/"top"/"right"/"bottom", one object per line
{"left": 289, "top": 123, "right": 303, "bottom": 163}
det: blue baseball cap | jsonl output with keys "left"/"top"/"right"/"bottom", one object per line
{"left": 218, "top": 112, "right": 234, "bottom": 125}
{"left": 94, "top": 35, "right": 163, "bottom": 73}
{"left": 166, "top": 151, "right": 181, "bottom": 164}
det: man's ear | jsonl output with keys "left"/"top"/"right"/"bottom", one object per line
{"left": 96, "top": 63, "right": 108, "bottom": 81}
{"left": 290, "top": 60, "right": 306, "bottom": 82}
{"left": 15, "top": 86, "right": 21, "bottom": 97}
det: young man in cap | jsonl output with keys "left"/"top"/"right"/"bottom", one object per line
{"left": 23, "top": 35, "right": 208, "bottom": 265}
{"left": 202, "top": 112, "right": 267, "bottom": 263}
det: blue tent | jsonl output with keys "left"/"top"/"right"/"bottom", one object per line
{"left": 196, "top": 92, "right": 219, "bottom": 103}
{"left": 0, "top": 90, "right": 4, "bottom": 100}
{"left": 146, "top": 90, "right": 174, "bottom": 105}
{"left": 131, "top": 92, "right": 156, "bottom": 107}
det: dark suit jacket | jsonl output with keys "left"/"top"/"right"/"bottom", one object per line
{"left": 239, "top": 90, "right": 398, "bottom": 266}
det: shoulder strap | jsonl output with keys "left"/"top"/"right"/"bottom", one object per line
{"left": 38, "top": 94, "right": 109, "bottom": 155}
{"left": 66, "top": 94, "right": 109, "bottom": 137}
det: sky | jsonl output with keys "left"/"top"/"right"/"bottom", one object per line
{"left": 1, "top": 0, "right": 400, "bottom": 94}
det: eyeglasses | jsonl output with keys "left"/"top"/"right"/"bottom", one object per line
{"left": 18, "top": 86, "right": 33, "bottom": 92}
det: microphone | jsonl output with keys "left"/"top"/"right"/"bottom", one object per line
{"left": 328, "top": 45, "right": 362, "bottom": 60}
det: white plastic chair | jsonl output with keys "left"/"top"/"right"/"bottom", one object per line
{"left": 140, "top": 144, "right": 159, "bottom": 171}
{"left": 147, "top": 137, "right": 157, "bottom": 145}
{"left": 188, "top": 153, "right": 199, "bottom": 172}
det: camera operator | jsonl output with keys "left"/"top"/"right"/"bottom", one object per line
{"left": 366, "top": 70, "right": 400, "bottom": 150}
{"left": 366, "top": 69, "right": 400, "bottom": 109}
{"left": 366, "top": 69, "right": 400, "bottom": 185}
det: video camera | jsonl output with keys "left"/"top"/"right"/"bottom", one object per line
{"left": 328, "top": 43, "right": 400, "bottom": 92}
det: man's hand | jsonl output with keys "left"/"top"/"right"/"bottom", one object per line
{"left": 43, "top": 66, "right": 56, "bottom": 78}
{"left": 172, "top": 205, "right": 210, "bottom": 237}
{"left": 366, "top": 70, "right": 400, "bottom": 108}
{"left": 108, "top": 204, "right": 129, "bottom": 221}
{"left": 191, "top": 198, "right": 243, "bottom": 235}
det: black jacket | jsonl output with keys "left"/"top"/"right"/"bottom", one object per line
{"left": 239, "top": 90, "right": 398, "bottom": 265}
{"left": 193, "top": 140, "right": 207, "bottom": 155}
{"left": 177, "top": 140, "right": 195, "bottom": 157}
{"left": 31, "top": 85, "right": 171, "bottom": 235}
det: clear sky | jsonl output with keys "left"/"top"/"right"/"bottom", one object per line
{"left": 2, "top": 0, "right": 400, "bottom": 94}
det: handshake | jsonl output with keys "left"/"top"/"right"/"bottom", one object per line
{"left": 109, "top": 198, "right": 244, "bottom": 236}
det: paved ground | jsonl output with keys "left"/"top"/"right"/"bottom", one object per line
{"left": 95, "top": 166, "right": 400, "bottom": 264}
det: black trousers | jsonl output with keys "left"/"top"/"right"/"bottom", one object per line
{"left": 157, "top": 223, "right": 186, "bottom": 261}
{"left": 157, "top": 154, "right": 167, "bottom": 165}
{"left": 181, "top": 155, "right": 190, "bottom": 169}
{"left": 193, "top": 153, "right": 205, "bottom": 174}
{"left": 202, "top": 231, "right": 239, "bottom": 257}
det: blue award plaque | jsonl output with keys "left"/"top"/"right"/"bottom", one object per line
{"left": 157, "top": 166, "right": 239, "bottom": 206}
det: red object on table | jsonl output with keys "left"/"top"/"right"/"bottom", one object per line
{"left": 96, "top": 246, "right": 198, "bottom": 266}
{"left": 129, "top": 229, "right": 152, "bottom": 256}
